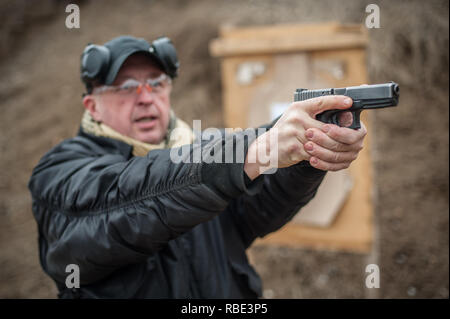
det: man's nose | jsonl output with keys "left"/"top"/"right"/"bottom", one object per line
{"left": 136, "top": 84, "right": 154, "bottom": 105}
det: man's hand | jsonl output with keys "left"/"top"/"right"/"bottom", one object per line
{"left": 244, "top": 95, "right": 367, "bottom": 180}
{"left": 304, "top": 121, "right": 366, "bottom": 171}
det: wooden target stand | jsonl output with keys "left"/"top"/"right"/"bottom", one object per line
{"left": 210, "top": 23, "right": 373, "bottom": 253}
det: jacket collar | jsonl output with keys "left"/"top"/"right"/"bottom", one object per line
{"left": 77, "top": 126, "right": 134, "bottom": 159}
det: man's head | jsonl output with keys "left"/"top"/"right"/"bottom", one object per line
{"left": 80, "top": 36, "right": 179, "bottom": 144}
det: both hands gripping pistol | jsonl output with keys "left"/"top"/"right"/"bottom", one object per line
{"left": 294, "top": 82, "right": 400, "bottom": 129}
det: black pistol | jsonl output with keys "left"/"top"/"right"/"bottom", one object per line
{"left": 293, "top": 82, "right": 400, "bottom": 129}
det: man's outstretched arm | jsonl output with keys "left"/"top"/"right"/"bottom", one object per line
{"left": 229, "top": 95, "right": 367, "bottom": 247}
{"left": 28, "top": 130, "right": 258, "bottom": 285}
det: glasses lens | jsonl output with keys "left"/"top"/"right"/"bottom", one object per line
{"left": 146, "top": 74, "right": 170, "bottom": 93}
{"left": 118, "top": 79, "right": 141, "bottom": 95}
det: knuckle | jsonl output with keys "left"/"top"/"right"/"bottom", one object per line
{"left": 353, "top": 141, "right": 363, "bottom": 152}
{"left": 307, "top": 128, "right": 319, "bottom": 142}
{"left": 305, "top": 143, "right": 314, "bottom": 155}
{"left": 334, "top": 96, "right": 343, "bottom": 104}
{"left": 291, "top": 101, "right": 302, "bottom": 109}
{"left": 331, "top": 164, "right": 342, "bottom": 172}
{"left": 299, "top": 149, "right": 310, "bottom": 161}
{"left": 315, "top": 97, "right": 324, "bottom": 109}
{"left": 287, "top": 143, "right": 300, "bottom": 155}
{"left": 317, "top": 161, "right": 328, "bottom": 171}
{"left": 333, "top": 142, "right": 343, "bottom": 152}
{"left": 288, "top": 154, "right": 298, "bottom": 163}
{"left": 313, "top": 161, "right": 323, "bottom": 170}
{"left": 289, "top": 149, "right": 303, "bottom": 163}
{"left": 332, "top": 152, "right": 340, "bottom": 163}
{"left": 360, "top": 123, "right": 368, "bottom": 135}
{"left": 330, "top": 96, "right": 343, "bottom": 107}
{"left": 294, "top": 114, "right": 308, "bottom": 127}
{"left": 361, "top": 129, "right": 367, "bottom": 137}
{"left": 347, "top": 134, "right": 358, "bottom": 145}
{"left": 288, "top": 127, "right": 298, "bottom": 138}
{"left": 283, "top": 127, "right": 297, "bottom": 139}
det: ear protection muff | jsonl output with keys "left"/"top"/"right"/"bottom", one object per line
{"left": 80, "top": 44, "right": 111, "bottom": 84}
{"left": 150, "top": 37, "right": 180, "bottom": 78}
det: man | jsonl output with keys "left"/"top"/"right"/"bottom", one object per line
{"left": 28, "top": 35, "right": 366, "bottom": 298}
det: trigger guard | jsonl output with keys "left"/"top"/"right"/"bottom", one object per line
{"left": 349, "top": 110, "right": 362, "bottom": 129}
{"left": 331, "top": 113, "right": 341, "bottom": 126}
{"left": 348, "top": 119, "right": 361, "bottom": 130}
{"left": 336, "top": 110, "right": 361, "bottom": 129}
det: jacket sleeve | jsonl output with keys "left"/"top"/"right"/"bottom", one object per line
{"left": 222, "top": 117, "right": 327, "bottom": 248}
{"left": 28, "top": 130, "right": 256, "bottom": 284}
{"left": 225, "top": 162, "right": 326, "bottom": 248}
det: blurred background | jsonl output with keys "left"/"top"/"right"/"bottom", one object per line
{"left": 0, "top": 0, "right": 448, "bottom": 298}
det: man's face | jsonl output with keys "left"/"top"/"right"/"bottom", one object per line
{"left": 85, "top": 53, "right": 172, "bottom": 144}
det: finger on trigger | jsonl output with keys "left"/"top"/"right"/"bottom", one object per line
{"left": 302, "top": 95, "right": 353, "bottom": 116}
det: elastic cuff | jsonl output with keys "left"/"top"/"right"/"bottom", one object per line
{"left": 242, "top": 171, "right": 264, "bottom": 196}
{"left": 291, "top": 160, "right": 327, "bottom": 180}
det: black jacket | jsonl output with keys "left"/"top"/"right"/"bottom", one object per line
{"left": 28, "top": 125, "right": 326, "bottom": 298}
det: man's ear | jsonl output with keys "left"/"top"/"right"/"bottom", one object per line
{"left": 83, "top": 95, "right": 102, "bottom": 122}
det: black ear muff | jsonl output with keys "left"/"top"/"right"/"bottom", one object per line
{"left": 81, "top": 44, "right": 111, "bottom": 83}
{"left": 150, "top": 37, "right": 179, "bottom": 78}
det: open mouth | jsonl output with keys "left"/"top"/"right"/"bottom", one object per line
{"left": 135, "top": 116, "right": 158, "bottom": 123}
